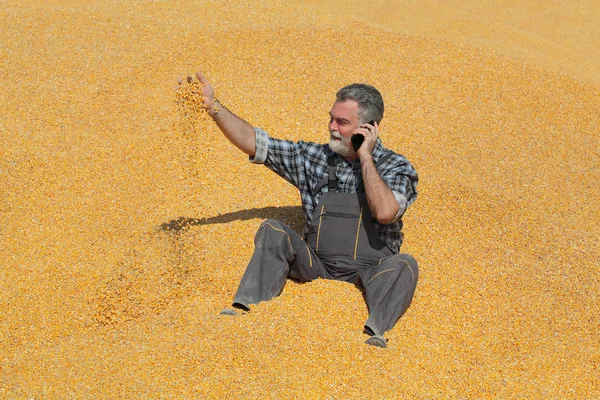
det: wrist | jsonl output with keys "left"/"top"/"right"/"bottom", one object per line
{"left": 208, "top": 99, "right": 225, "bottom": 117}
{"left": 359, "top": 152, "right": 374, "bottom": 164}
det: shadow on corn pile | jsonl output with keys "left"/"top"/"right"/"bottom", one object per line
{"left": 158, "top": 205, "right": 305, "bottom": 235}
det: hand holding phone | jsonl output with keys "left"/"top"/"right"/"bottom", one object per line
{"left": 351, "top": 121, "right": 375, "bottom": 151}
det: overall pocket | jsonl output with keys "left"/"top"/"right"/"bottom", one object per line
{"left": 313, "top": 204, "right": 363, "bottom": 258}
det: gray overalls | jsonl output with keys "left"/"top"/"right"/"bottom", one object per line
{"left": 233, "top": 154, "right": 418, "bottom": 336}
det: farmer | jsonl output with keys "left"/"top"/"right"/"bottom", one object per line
{"left": 179, "top": 71, "right": 419, "bottom": 348}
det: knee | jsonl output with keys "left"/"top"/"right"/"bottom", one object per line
{"left": 256, "top": 219, "right": 284, "bottom": 235}
{"left": 259, "top": 219, "right": 285, "bottom": 231}
{"left": 391, "top": 253, "right": 419, "bottom": 281}
{"left": 255, "top": 219, "right": 288, "bottom": 243}
{"left": 397, "top": 253, "right": 417, "bottom": 267}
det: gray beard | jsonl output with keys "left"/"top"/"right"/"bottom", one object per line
{"left": 329, "top": 133, "right": 352, "bottom": 157}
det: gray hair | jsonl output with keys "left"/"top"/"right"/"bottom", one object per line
{"left": 336, "top": 83, "right": 384, "bottom": 124}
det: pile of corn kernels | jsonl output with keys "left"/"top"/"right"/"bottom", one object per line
{"left": 1, "top": 0, "right": 598, "bottom": 398}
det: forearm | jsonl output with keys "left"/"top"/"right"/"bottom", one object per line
{"left": 360, "top": 156, "right": 399, "bottom": 224}
{"left": 209, "top": 100, "right": 256, "bottom": 156}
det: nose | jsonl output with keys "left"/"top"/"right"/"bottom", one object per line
{"left": 329, "top": 118, "right": 337, "bottom": 131}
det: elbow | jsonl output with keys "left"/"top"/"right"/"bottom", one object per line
{"left": 372, "top": 203, "right": 404, "bottom": 225}
{"left": 373, "top": 209, "right": 397, "bottom": 225}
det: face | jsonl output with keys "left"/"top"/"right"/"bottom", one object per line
{"left": 328, "top": 100, "right": 361, "bottom": 157}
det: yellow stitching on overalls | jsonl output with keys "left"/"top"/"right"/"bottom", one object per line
{"left": 367, "top": 267, "right": 396, "bottom": 284}
{"left": 315, "top": 205, "right": 324, "bottom": 253}
{"left": 353, "top": 207, "right": 363, "bottom": 260}
{"left": 306, "top": 245, "right": 313, "bottom": 267}
{"left": 261, "top": 222, "right": 293, "bottom": 253}
{"left": 367, "top": 259, "right": 415, "bottom": 284}
{"left": 404, "top": 260, "right": 415, "bottom": 281}
{"left": 396, "top": 259, "right": 415, "bottom": 281}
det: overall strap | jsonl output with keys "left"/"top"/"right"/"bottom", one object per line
{"left": 327, "top": 154, "right": 337, "bottom": 192}
{"left": 313, "top": 154, "right": 338, "bottom": 195}
{"left": 375, "top": 151, "right": 394, "bottom": 168}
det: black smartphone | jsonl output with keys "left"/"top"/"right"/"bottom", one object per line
{"left": 351, "top": 120, "right": 375, "bottom": 151}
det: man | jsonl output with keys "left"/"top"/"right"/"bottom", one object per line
{"left": 179, "top": 71, "right": 418, "bottom": 348}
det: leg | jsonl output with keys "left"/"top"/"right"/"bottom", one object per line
{"left": 358, "top": 253, "right": 419, "bottom": 337}
{"left": 232, "top": 219, "right": 323, "bottom": 310}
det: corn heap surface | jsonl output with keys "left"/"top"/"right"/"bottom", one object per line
{"left": 1, "top": 0, "right": 599, "bottom": 398}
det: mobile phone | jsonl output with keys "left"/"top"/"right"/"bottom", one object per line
{"left": 351, "top": 120, "right": 375, "bottom": 151}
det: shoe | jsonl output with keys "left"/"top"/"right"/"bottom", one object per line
{"left": 365, "top": 335, "right": 387, "bottom": 348}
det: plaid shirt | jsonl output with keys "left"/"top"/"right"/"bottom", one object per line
{"left": 250, "top": 128, "right": 418, "bottom": 253}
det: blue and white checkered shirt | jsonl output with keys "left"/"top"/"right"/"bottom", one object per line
{"left": 250, "top": 128, "right": 418, "bottom": 253}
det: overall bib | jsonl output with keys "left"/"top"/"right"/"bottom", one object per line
{"left": 233, "top": 154, "right": 418, "bottom": 336}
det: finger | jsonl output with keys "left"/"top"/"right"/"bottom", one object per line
{"left": 196, "top": 70, "right": 209, "bottom": 85}
{"left": 358, "top": 126, "right": 376, "bottom": 141}
{"left": 360, "top": 124, "right": 373, "bottom": 134}
{"left": 187, "top": 75, "right": 193, "bottom": 84}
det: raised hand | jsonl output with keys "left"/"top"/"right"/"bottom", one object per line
{"left": 177, "top": 70, "right": 216, "bottom": 114}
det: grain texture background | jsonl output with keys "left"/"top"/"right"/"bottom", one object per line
{"left": 1, "top": 0, "right": 598, "bottom": 398}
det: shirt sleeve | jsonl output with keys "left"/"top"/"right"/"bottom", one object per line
{"left": 382, "top": 157, "right": 418, "bottom": 222}
{"left": 248, "top": 127, "right": 308, "bottom": 189}
{"left": 390, "top": 190, "right": 408, "bottom": 223}
{"left": 249, "top": 127, "right": 269, "bottom": 164}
